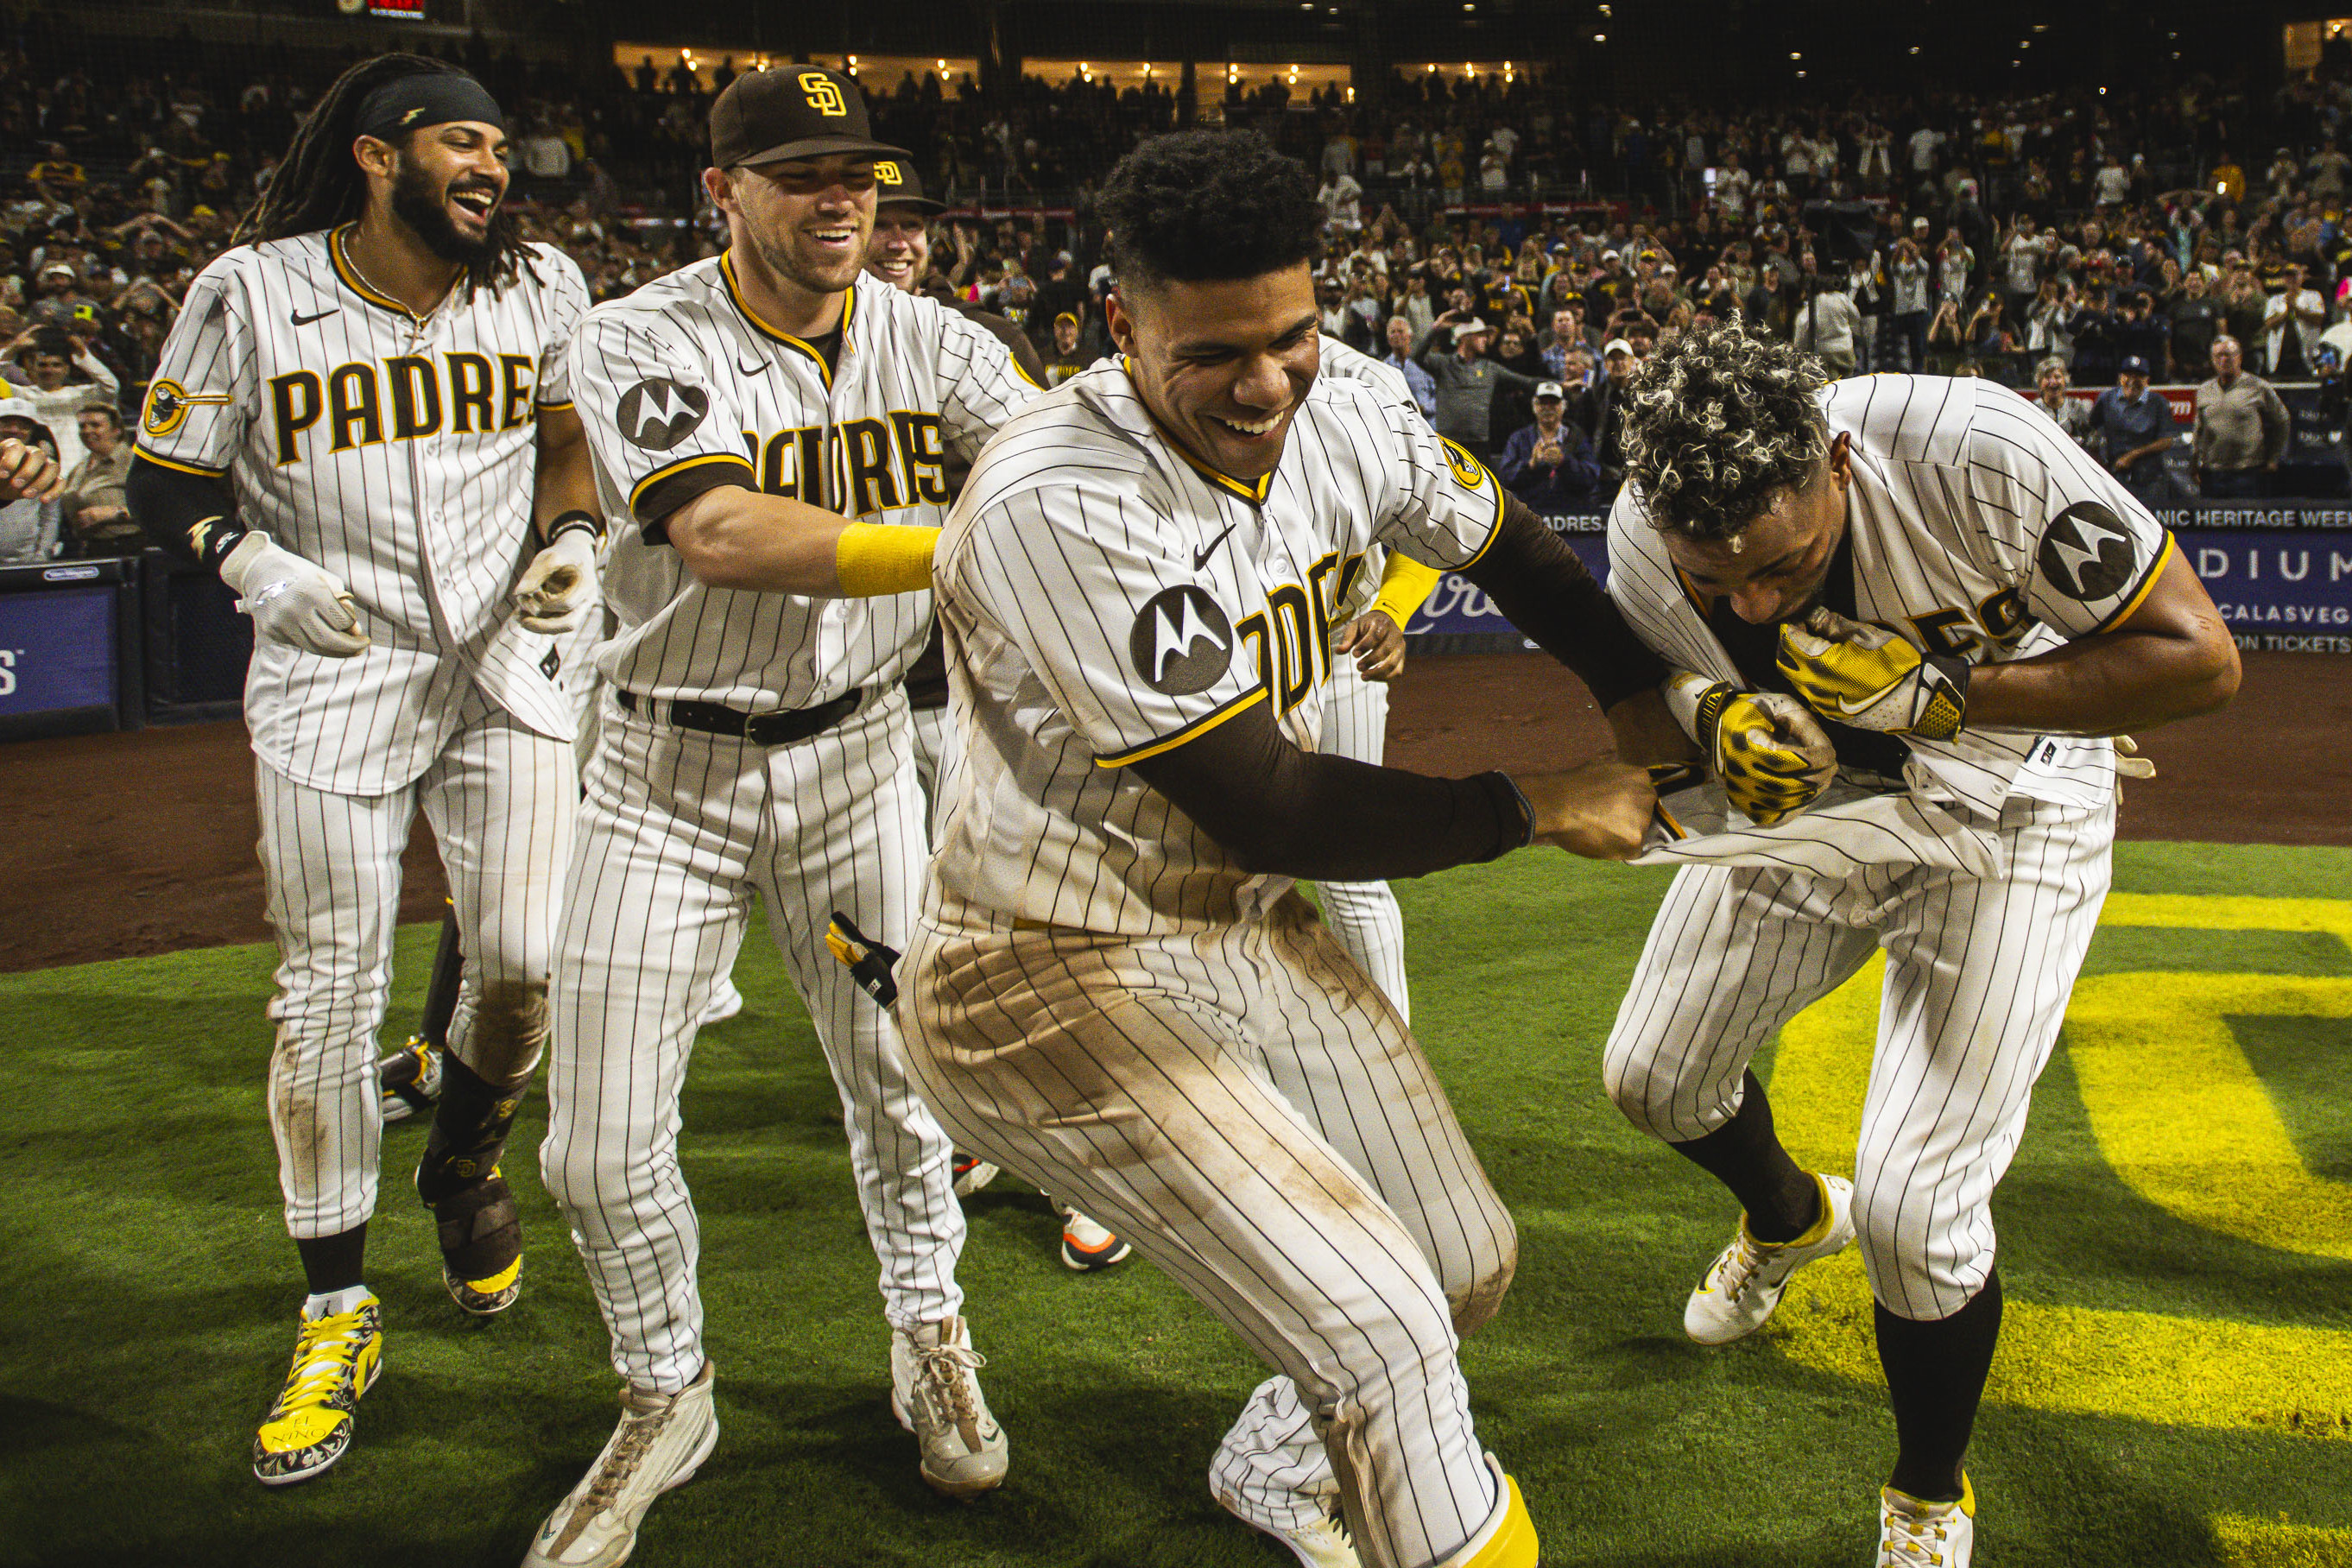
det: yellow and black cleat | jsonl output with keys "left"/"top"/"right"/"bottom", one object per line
{"left": 827, "top": 912, "right": 901, "bottom": 1008}
{"left": 253, "top": 1296, "right": 384, "bottom": 1486}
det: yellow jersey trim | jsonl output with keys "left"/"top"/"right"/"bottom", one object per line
{"left": 2090, "top": 531, "right": 2177, "bottom": 635}
{"left": 535, "top": 398, "right": 576, "bottom": 413}
{"left": 628, "top": 451, "right": 755, "bottom": 516}
{"left": 719, "top": 251, "right": 849, "bottom": 388}
{"left": 1096, "top": 685, "right": 1269, "bottom": 768}
{"left": 131, "top": 446, "right": 228, "bottom": 478}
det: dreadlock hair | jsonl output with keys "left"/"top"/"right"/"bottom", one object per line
{"left": 235, "top": 54, "right": 538, "bottom": 299}
{"left": 1618, "top": 317, "right": 1831, "bottom": 542}
{"left": 1097, "top": 130, "right": 1322, "bottom": 290}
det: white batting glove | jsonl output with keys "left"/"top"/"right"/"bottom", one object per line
{"left": 1776, "top": 607, "right": 1969, "bottom": 741}
{"left": 218, "top": 531, "right": 370, "bottom": 658}
{"left": 2114, "top": 735, "right": 2155, "bottom": 780}
{"left": 1665, "top": 671, "right": 1838, "bottom": 826}
{"left": 512, "top": 528, "right": 601, "bottom": 635}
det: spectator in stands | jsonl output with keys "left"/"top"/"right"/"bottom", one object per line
{"left": 2193, "top": 336, "right": 2290, "bottom": 498}
{"left": 2262, "top": 262, "right": 2328, "bottom": 377}
{"left": 2114, "top": 289, "right": 2172, "bottom": 379}
{"left": 60, "top": 401, "right": 133, "bottom": 555}
{"left": 1417, "top": 315, "right": 1538, "bottom": 459}
{"left": 2090, "top": 355, "right": 2181, "bottom": 507}
{"left": 1792, "top": 277, "right": 1860, "bottom": 376}
{"left": 1887, "top": 234, "right": 1931, "bottom": 373}
{"left": 2, "top": 325, "right": 116, "bottom": 474}
{"left": 1044, "top": 311, "right": 1088, "bottom": 385}
{"left": 2167, "top": 270, "right": 2223, "bottom": 379}
{"left": 1495, "top": 381, "right": 1600, "bottom": 510}
{"left": 1924, "top": 295, "right": 1969, "bottom": 375}
{"left": 1378, "top": 313, "right": 1437, "bottom": 420}
{"left": 0, "top": 401, "right": 60, "bottom": 563}
{"left": 2032, "top": 356, "right": 2096, "bottom": 450}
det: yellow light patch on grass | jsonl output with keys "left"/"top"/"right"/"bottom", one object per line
{"left": 2213, "top": 1516, "right": 2352, "bottom": 1567}
{"left": 2100, "top": 894, "right": 2352, "bottom": 947}
{"left": 2068, "top": 973, "right": 2352, "bottom": 1261}
{"left": 1762, "top": 926, "right": 2352, "bottom": 1442}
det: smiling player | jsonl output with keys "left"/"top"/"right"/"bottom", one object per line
{"left": 123, "top": 54, "right": 597, "bottom": 1486}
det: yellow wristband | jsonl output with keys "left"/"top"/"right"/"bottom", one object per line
{"left": 1370, "top": 553, "right": 1445, "bottom": 629}
{"left": 833, "top": 522, "right": 939, "bottom": 597}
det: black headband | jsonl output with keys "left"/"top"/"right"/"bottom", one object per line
{"left": 355, "top": 73, "right": 505, "bottom": 143}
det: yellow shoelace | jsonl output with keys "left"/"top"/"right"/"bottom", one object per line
{"left": 270, "top": 1311, "right": 370, "bottom": 1416}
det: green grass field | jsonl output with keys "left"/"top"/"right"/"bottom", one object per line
{"left": 3, "top": 842, "right": 2349, "bottom": 1568}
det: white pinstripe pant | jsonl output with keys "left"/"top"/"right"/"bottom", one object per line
{"left": 1602, "top": 794, "right": 2114, "bottom": 1320}
{"left": 257, "top": 694, "right": 572, "bottom": 1240}
{"left": 541, "top": 686, "right": 966, "bottom": 1393}
{"left": 900, "top": 891, "right": 1513, "bottom": 1568}
{"left": 1312, "top": 658, "right": 1411, "bottom": 1024}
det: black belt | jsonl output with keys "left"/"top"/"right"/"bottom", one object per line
{"left": 616, "top": 686, "right": 864, "bottom": 746}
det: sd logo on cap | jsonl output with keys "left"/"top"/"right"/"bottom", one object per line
{"left": 708, "top": 65, "right": 913, "bottom": 169}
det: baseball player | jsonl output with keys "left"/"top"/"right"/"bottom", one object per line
{"left": 524, "top": 70, "right": 1037, "bottom": 1566}
{"left": 121, "top": 55, "right": 597, "bottom": 1486}
{"left": 898, "top": 131, "right": 1672, "bottom": 1568}
{"left": 1307, "top": 333, "right": 1446, "bottom": 1021}
{"left": 1598, "top": 325, "right": 2238, "bottom": 1564}
{"left": 860, "top": 161, "right": 1133, "bottom": 1268}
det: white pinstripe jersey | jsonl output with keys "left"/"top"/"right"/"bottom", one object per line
{"left": 568, "top": 262, "right": 1040, "bottom": 708}
{"left": 136, "top": 227, "right": 590, "bottom": 793}
{"left": 1608, "top": 374, "right": 2177, "bottom": 821}
{"left": 1315, "top": 335, "right": 1419, "bottom": 594}
{"left": 930, "top": 359, "right": 1504, "bottom": 935}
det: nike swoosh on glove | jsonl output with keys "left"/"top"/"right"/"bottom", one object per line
{"left": 512, "top": 528, "right": 602, "bottom": 635}
{"left": 1664, "top": 672, "right": 1838, "bottom": 826}
{"left": 1775, "top": 607, "right": 1969, "bottom": 741}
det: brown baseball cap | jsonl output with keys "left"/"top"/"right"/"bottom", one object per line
{"left": 876, "top": 160, "right": 945, "bottom": 213}
{"left": 708, "top": 66, "right": 911, "bottom": 169}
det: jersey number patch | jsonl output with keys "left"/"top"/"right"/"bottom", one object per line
{"left": 1130, "top": 585, "right": 1235, "bottom": 696}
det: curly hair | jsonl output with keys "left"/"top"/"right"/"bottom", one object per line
{"left": 1619, "top": 318, "right": 1830, "bottom": 541}
{"left": 236, "top": 54, "right": 537, "bottom": 300}
{"left": 1097, "top": 130, "right": 1322, "bottom": 289}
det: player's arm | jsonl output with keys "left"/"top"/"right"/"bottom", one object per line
{"left": 1330, "top": 550, "right": 1441, "bottom": 681}
{"left": 571, "top": 308, "right": 933, "bottom": 599}
{"left": 509, "top": 403, "right": 605, "bottom": 634}
{"left": 1127, "top": 699, "right": 1653, "bottom": 876}
{"left": 1955, "top": 549, "right": 2237, "bottom": 732}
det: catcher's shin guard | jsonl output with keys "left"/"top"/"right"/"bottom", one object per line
{"left": 416, "top": 1054, "right": 526, "bottom": 1315}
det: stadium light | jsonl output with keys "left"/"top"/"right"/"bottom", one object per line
{"left": 1593, "top": 34, "right": 1605, "bottom": 43}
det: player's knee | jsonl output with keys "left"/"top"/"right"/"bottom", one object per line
{"left": 457, "top": 977, "right": 549, "bottom": 1090}
{"left": 1447, "top": 1217, "right": 1517, "bottom": 1337}
{"left": 1600, "top": 1041, "right": 1679, "bottom": 1138}
{"left": 1850, "top": 1170, "right": 1989, "bottom": 1318}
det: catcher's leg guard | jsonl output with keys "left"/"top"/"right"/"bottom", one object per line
{"left": 417, "top": 1054, "right": 526, "bottom": 1316}
{"left": 379, "top": 906, "right": 462, "bottom": 1122}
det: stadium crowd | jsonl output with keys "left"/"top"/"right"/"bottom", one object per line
{"left": 6, "top": 18, "right": 2352, "bottom": 559}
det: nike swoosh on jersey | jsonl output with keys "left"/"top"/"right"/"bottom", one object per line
{"left": 290, "top": 307, "right": 338, "bottom": 326}
{"left": 1192, "top": 521, "right": 1238, "bottom": 571}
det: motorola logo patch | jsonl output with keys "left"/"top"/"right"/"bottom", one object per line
{"left": 2038, "top": 502, "right": 2137, "bottom": 603}
{"left": 616, "top": 377, "right": 711, "bottom": 452}
{"left": 1129, "top": 585, "right": 1235, "bottom": 696}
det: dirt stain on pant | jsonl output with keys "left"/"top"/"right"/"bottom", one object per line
{"left": 457, "top": 978, "right": 547, "bottom": 1092}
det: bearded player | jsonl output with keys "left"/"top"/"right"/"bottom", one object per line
{"left": 124, "top": 55, "right": 596, "bottom": 1485}
{"left": 1599, "top": 325, "right": 2237, "bottom": 1563}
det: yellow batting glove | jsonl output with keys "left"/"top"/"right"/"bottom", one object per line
{"left": 1775, "top": 607, "right": 1970, "bottom": 742}
{"left": 1665, "top": 673, "right": 1837, "bottom": 826}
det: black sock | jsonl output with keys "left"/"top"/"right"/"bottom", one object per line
{"left": 294, "top": 1224, "right": 368, "bottom": 1296}
{"left": 1876, "top": 1268, "right": 2003, "bottom": 1502}
{"left": 1663, "top": 1070, "right": 1822, "bottom": 1242}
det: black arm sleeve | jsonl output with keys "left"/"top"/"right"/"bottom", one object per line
{"left": 1462, "top": 492, "right": 1666, "bottom": 711}
{"left": 124, "top": 452, "right": 239, "bottom": 569}
{"left": 1126, "top": 698, "right": 1530, "bottom": 882}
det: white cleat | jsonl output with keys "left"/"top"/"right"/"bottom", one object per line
{"left": 1058, "top": 1205, "right": 1134, "bottom": 1271}
{"left": 890, "top": 1316, "right": 1008, "bottom": 1497}
{"left": 1683, "top": 1173, "right": 1856, "bottom": 1345}
{"left": 1879, "top": 1475, "right": 1975, "bottom": 1566}
{"left": 1261, "top": 1514, "right": 1360, "bottom": 1568}
{"left": 522, "top": 1361, "right": 718, "bottom": 1568}
{"left": 699, "top": 980, "right": 743, "bottom": 1027}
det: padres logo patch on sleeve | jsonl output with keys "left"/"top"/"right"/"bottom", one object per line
{"left": 616, "top": 378, "right": 711, "bottom": 452}
{"left": 142, "top": 378, "right": 232, "bottom": 439}
{"left": 1130, "top": 585, "right": 1235, "bottom": 696}
{"left": 2038, "top": 501, "right": 2138, "bottom": 603}
{"left": 1440, "top": 435, "right": 1489, "bottom": 491}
